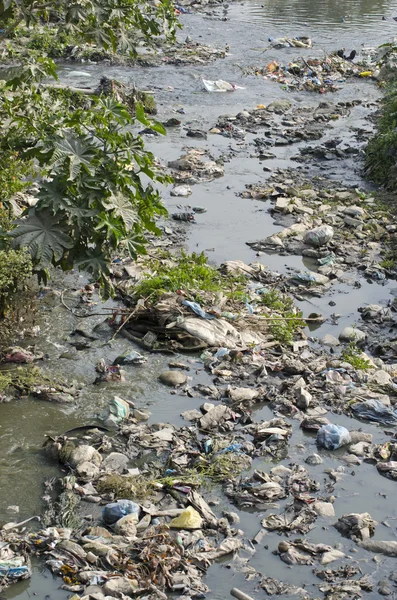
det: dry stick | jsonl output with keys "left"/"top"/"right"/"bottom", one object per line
{"left": 109, "top": 298, "right": 149, "bottom": 342}
{"left": 60, "top": 289, "right": 130, "bottom": 318}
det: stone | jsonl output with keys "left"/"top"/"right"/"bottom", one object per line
{"left": 339, "top": 326, "right": 366, "bottom": 343}
{"left": 181, "top": 409, "right": 202, "bottom": 421}
{"left": 101, "top": 452, "right": 129, "bottom": 473}
{"left": 76, "top": 461, "right": 100, "bottom": 481}
{"left": 69, "top": 445, "right": 102, "bottom": 468}
{"left": 313, "top": 501, "right": 335, "bottom": 517}
{"left": 378, "top": 579, "right": 392, "bottom": 596}
{"left": 295, "top": 387, "right": 312, "bottom": 409}
{"left": 159, "top": 371, "right": 187, "bottom": 387}
{"left": 348, "top": 442, "right": 371, "bottom": 456}
{"left": 103, "top": 577, "right": 139, "bottom": 597}
{"left": 334, "top": 513, "right": 377, "bottom": 541}
{"left": 305, "top": 453, "right": 323, "bottom": 465}
{"left": 369, "top": 370, "right": 392, "bottom": 385}
{"left": 320, "top": 549, "right": 345, "bottom": 565}
{"left": 266, "top": 99, "right": 291, "bottom": 113}
{"left": 321, "top": 334, "right": 340, "bottom": 347}
{"left": 349, "top": 431, "right": 373, "bottom": 444}
{"left": 133, "top": 408, "right": 151, "bottom": 422}
{"left": 275, "top": 197, "right": 291, "bottom": 212}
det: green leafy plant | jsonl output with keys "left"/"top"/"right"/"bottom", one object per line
{"left": 133, "top": 251, "right": 246, "bottom": 302}
{"left": 0, "top": 61, "right": 171, "bottom": 294}
{"left": 0, "top": 248, "right": 32, "bottom": 316}
{"left": 341, "top": 341, "right": 373, "bottom": 370}
{"left": 1, "top": 0, "right": 180, "bottom": 55}
{"left": 259, "top": 288, "right": 304, "bottom": 344}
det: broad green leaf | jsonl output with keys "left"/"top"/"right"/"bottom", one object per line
{"left": 105, "top": 192, "right": 138, "bottom": 229}
{"left": 76, "top": 249, "right": 110, "bottom": 277}
{"left": 51, "top": 135, "right": 97, "bottom": 180}
{"left": 125, "top": 232, "right": 147, "bottom": 259}
{"left": 9, "top": 208, "right": 73, "bottom": 268}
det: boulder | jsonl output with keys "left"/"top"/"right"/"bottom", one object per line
{"left": 159, "top": 371, "right": 187, "bottom": 387}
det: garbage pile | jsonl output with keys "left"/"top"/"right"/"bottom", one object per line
{"left": 210, "top": 98, "right": 352, "bottom": 142}
{"left": 248, "top": 52, "right": 379, "bottom": 93}
{"left": 168, "top": 149, "right": 225, "bottom": 184}
{"left": 245, "top": 169, "right": 391, "bottom": 288}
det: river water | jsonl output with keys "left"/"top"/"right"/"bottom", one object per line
{"left": 2, "top": 0, "right": 397, "bottom": 598}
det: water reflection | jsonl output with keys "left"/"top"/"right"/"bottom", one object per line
{"left": 245, "top": 0, "right": 397, "bottom": 29}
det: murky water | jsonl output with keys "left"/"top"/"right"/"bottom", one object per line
{"left": 3, "top": 0, "right": 397, "bottom": 597}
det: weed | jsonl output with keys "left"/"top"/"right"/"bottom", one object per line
{"left": 133, "top": 251, "right": 246, "bottom": 302}
{"left": 259, "top": 289, "right": 304, "bottom": 344}
{"left": 341, "top": 342, "right": 373, "bottom": 370}
{"left": 0, "top": 249, "right": 32, "bottom": 317}
{"left": 0, "top": 365, "right": 47, "bottom": 395}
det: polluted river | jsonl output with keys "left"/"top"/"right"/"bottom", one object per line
{"left": 3, "top": 0, "right": 397, "bottom": 599}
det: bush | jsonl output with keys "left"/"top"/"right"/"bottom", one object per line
{"left": 0, "top": 249, "right": 32, "bottom": 317}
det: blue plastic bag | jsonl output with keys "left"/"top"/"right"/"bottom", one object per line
{"left": 182, "top": 300, "right": 216, "bottom": 320}
{"left": 351, "top": 399, "right": 397, "bottom": 426}
{"left": 317, "top": 424, "right": 351, "bottom": 450}
{"left": 102, "top": 499, "right": 140, "bottom": 525}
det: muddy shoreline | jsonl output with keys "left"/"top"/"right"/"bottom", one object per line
{"left": 3, "top": 2, "right": 397, "bottom": 600}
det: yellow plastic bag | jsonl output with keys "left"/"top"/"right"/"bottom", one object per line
{"left": 359, "top": 71, "right": 372, "bottom": 78}
{"left": 169, "top": 507, "right": 203, "bottom": 529}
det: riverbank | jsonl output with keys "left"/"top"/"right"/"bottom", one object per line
{"left": 2, "top": 2, "right": 397, "bottom": 600}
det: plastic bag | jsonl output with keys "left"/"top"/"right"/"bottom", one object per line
{"left": 351, "top": 399, "right": 397, "bottom": 425}
{"left": 169, "top": 506, "right": 203, "bottom": 529}
{"left": 103, "top": 396, "right": 130, "bottom": 426}
{"left": 102, "top": 499, "right": 141, "bottom": 525}
{"left": 0, "top": 558, "right": 31, "bottom": 580}
{"left": 267, "top": 60, "right": 279, "bottom": 73}
{"left": 182, "top": 300, "right": 216, "bottom": 320}
{"left": 317, "top": 423, "right": 351, "bottom": 450}
{"left": 304, "top": 225, "right": 334, "bottom": 247}
{"left": 203, "top": 79, "right": 235, "bottom": 92}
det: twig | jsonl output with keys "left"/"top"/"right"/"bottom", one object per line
{"left": 109, "top": 298, "right": 149, "bottom": 342}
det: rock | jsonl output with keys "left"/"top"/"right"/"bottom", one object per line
{"left": 378, "top": 579, "right": 392, "bottom": 596}
{"left": 343, "top": 205, "right": 366, "bottom": 219}
{"left": 301, "top": 416, "right": 330, "bottom": 432}
{"left": 76, "top": 461, "right": 100, "bottom": 481}
{"left": 181, "top": 409, "right": 202, "bottom": 421}
{"left": 321, "top": 334, "right": 340, "bottom": 347}
{"left": 133, "top": 408, "right": 151, "bottom": 422}
{"left": 358, "top": 539, "right": 397, "bottom": 556}
{"left": 320, "top": 549, "right": 345, "bottom": 565}
{"left": 159, "top": 371, "right": 187, "bottom": 387}
{"left": 295, "top": 387, "right": 312, "bottom": 409}
{"left": 304, "top": 225, "right": 334, "bottom": 247}
{"left": 227, "top": 386, "right": 261, "bottom": 402}
{"left": 69, "top": 445, "right": 102, "bottom": 468}
{"left": 369, "top": 370, "right": 392, "bottom": 385}
{"left": 334, "top": 513, "right": 377, "bottom": 541}
{"left": 339, "top": 327, "right": 366, "bottom": 343}
{"left": 305, "top": 453, "right": 323, "bottom": 465}
{"left": 170, "top": 185, "right": 192, "bottom": 197}
{"left": 349, "top": 431, "right": 373, "bottom": 444}
{"left": 101, "top": 453, "right": 129, "bottom": 473}
{"left": 275, "top": 197, "right": 291, "bottom": 212}
{"left": 103, "top": 576, "right": 139, "bottom": 597}
{"left": 348, "top": 442, "right": 371, "bottom": 456}
{"left": 114, "top": 514, "right": 137, "bottom": 538}
{"left": 313, "top": 501, "right": 335, "bottom": 517}
{"left": 200, "top": 405, "right": 232, "bottom": 430}
{"left": 266, "top": 99, "right": 291, "bottom": 113}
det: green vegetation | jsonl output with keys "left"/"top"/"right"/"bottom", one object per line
{"left": 341, "top": 342, "right": 373, "bottom": 371}
{"left": 133, "top": 251, "right": 246, "bottom": 302}
{"left": 0, "top": 249, "right": 32, "bottom": 316}
{"left": 0, "top": 0, "right": 180, "bottom": 299}
{"left": 0, "top": 364, "right": 46, "bottom": 394}
{"left": 365, "top": 82, "right": 397, "bottom": 189}
{"left": 259, "top": 288, "right": 304, "bottom": 344}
